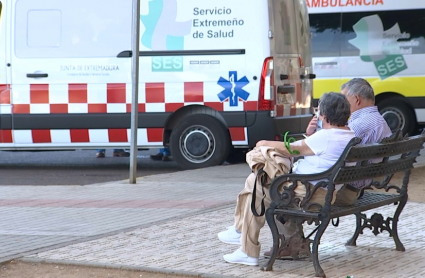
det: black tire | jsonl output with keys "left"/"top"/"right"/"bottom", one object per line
{"left": 225, "top": 147, "right": 247, "bottom": 164}
{"left": 169, "top": 114, "right": 231, "bottom": 169}
{"left": 377, "top": 98, "right": 417, "bottom": 136}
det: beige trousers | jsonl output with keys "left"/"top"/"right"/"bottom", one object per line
{"left": 234, "top": 174, "right": 360, "bottom": 258}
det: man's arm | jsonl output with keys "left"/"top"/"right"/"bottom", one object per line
{"left": 256, "top": 139, "right": 315, "bottom": 157}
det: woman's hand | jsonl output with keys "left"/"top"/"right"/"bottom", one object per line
{"left": 306, "top": 116, "right": 318, "bottom": 136}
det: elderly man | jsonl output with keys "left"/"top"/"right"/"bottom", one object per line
{"left": 305, "top": 78, "right": 392, "bottom": 204}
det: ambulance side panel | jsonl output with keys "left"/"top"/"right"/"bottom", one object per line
{"left": 131, "top": 0, "right": 272, "bottom": 168}
{"left": 4, "top": 0, "right": 312, "bottom": 169}
{"left": 8, "top": 0, "right": 272, "bottom": 150}
{"left": 134, "top": 0, "right": 271, "bottom": 148}
{"left": 309, "top": 0, "right": 425, "bottom": 135}
{"left": 0, "top": 0, "right": 12, "bottom": 146}
{"left": 10, "top": 0, "right": 133, "bottom": 148}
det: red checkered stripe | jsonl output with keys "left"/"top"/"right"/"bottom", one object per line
{"left": 0, "top": 84, "right": 11, "bottom": 114}
{"left": 0, "top": 83, "right": 249, "bottom": 145}
{"left": 0, "top": 127, "right": 247, "bottom": 145}
{"left": 0, "top": 83, "right": 258, "bottom": 114}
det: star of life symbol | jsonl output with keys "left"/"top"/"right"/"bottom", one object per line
{"left": 217, "top": 71, "right": 250, "bottom": 107}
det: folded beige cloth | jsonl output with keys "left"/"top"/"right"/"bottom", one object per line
{"left": 246, "top": 146, "right": 293, "bottom": 183}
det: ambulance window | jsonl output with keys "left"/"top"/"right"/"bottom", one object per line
{"left": 309, "top": 13, "right": 341, "bottom": 57}
{"left": 27, "top": 10, "right": 61, "bottom": 48}
{"left": 14, "top": 0, "right": 132, "bottom": 58}
{"left": 272, "top": 0, "right": 299, "bottom": 54}
{"left": 341, "top": 9, "right": 425, "bottom": 56}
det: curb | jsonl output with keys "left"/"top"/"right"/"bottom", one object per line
{"left": 19, "top": 257, "right": 233, "bottom": 278}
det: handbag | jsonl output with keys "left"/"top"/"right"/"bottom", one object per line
{"left": 250, "top": 167, "right": 268, "bottom": 217}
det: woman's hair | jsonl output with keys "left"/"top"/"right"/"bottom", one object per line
{"left": 319, "top": 92, "right": 351, "bottom": 127}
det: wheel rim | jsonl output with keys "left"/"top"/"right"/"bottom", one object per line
{"left": 179, "top": 125, "right": 216, "bottom": 164}
{"left": 381, "top": 107, "right": 405, "bottom": 132}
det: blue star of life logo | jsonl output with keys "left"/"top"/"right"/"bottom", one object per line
{"left": 217, "top": 71, "right": 250, "bottom": 107}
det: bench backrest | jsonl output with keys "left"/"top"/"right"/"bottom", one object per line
{"left": 268, "top": 130, "right": 425, "bottom": 213}
{"left": 332, "top": 131, "right": 425, "bottom": 185}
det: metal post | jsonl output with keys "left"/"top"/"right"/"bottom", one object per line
{"left": 129, "top": 0, "right": 141, "bottom": 184}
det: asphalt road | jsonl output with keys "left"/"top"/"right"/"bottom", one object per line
{"left": 0, "top": 149, "right": 181, "bottom": 186}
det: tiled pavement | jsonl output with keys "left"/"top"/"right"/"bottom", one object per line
{"left": 0, "top": 165, "right": 251, "bottom": 262}
{"left": 27, "top": 203, "right": 425, "bottom": 278}
{"left": 2, "top": 149, "right": 425, "bottom": 277}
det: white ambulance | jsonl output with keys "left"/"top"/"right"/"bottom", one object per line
{"left": 308, "top": 0, "right": 425, "bottom": 136}
{"left": 0, "top": 0, "right": 314, "bottom": 169}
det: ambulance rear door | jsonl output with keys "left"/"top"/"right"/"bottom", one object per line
{"left": 268, "top": 0, "right": 314, "bottom": 137}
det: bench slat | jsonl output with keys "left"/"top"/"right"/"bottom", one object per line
{"left": 329, "top": 192, "right": 401, "bottom": 218}
{"left": 344, "top": 135, "right": 424, "bottom": 162}
{"left": 334, "top": 156, "right": 416, "bottom": 184}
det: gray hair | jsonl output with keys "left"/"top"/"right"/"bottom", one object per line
{"left": 319, "top": 92, "right": 351, "bottom": 127}
{"left": 341, "top": 78, "right": 375, "bottom": 102}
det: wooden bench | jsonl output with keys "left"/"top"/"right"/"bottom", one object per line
{"left": 263, "top": 130, "right": 425, "bottom": 277}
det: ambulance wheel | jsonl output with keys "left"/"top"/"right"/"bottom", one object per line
{"left": 378, "top": 99, "right": 416, "bottom": 136}
{"left": 170, "top": 114, "right": 231, "bottom": 169}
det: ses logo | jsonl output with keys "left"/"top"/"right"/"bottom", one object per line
{"left": 152, "top": 56, "right": 183, "bottom": 72}
{"left": 141, "top": 0, "right": 191, "bottom": 72}
{"left": 349, "top": 15, "right": 408, "bottom": 80}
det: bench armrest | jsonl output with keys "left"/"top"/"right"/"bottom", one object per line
{"left": 267, "top": 137, "right": 362, "bottom": 213}
{"left": 268, "top": 171, "right": 335, "bottom": 213}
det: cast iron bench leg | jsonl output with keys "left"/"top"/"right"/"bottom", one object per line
{"left": 312, "top": 218, "right": 330, "bottom": 278}
{"left": 346, "top": 212, "right": 362, "bottom": 247}
{"left": 392, "top": 195, "right": 407, "bottom": 251}
{"left": 261, "top": 207, "right": 279, "bottom": 271}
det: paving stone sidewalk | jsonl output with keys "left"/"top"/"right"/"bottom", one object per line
{"left": 26, "top": 203, "right": 425, "bottom": 278}
{"left": 0, "top": 164, "right": 251, "bottom": 263}
{"left": 2, "top": 149, "right": 425, "bottom": 277}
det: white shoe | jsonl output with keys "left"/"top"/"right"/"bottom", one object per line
{"left": 218, "top": 226, "right": 241, "bottom": 245}
{"left": 223, "top": 248, "right": 259, "bottom": 266}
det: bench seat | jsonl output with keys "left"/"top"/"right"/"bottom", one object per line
{"left": 274, "top": 192, "right": 401, "bottom": 219}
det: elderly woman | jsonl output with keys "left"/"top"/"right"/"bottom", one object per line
{"left": 218, "top": 92, "right": 354, "bottom": 266}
